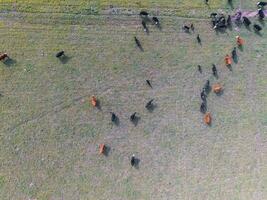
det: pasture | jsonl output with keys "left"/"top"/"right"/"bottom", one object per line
{"left": 0, "top": 0, "right": 266, "bottom": 199}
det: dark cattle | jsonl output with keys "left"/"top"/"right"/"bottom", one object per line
{"left": 130, "top": 112, "right": 137, "bottom": 122}
{"left": 254, "top": 24, "right": 262, "bottom": 32}
{"left": 56, "top": 51, "right": 64, "bottom": 58}
{"left": 201, "top": 90, "right": 207, "bottom": 101}
{"left": 258, "top": 8, "right": 265, "bottom": 19}
{"left": 205, "top": 0, "right": 209, "bottom": 4}
{"left": 257, "top": 2, "right": 267, "bottom": 7}
{"left": 140, "top": 11, "right": 149, "bottom": 16}
{"left": 227, "top": 15, "right": 232, "bottom": 26}
{"left": 200, "top": 102, "right": 207, "bottom": 113}
{"left": 198, "top": 65, "right": 202, "bottom": 73}
{"left": 0, "top": 53, "right": 8, "bottom": 61}
{"left": 204, "top": 80, "right": 210, "bottom": 94}
{"left": 131, "top": 154, "right": 136, "bottom": 166}
{"left": 197, "top": 34, "right": 201, "bottom": 44}
{"left": 183, "top": 25, "right": 190, "bottom": 32}
{"left": 134, "top": 37, "right": 143, "bottom": 51}
{"left": 190, "top": 23, "right": 195, "bottom": 32}
{"left": 145, "top": 99, "right": 154, "bottom": 109}
{"left": 142, "top": 20, "right": 148, "bottom": 33}
{"left": 232, "top": 47, "right": 237, "bottom": 59}
{"left": 210, "top": 13, "right": 218, "bottom": 18}
{"left": 243, "top": 16, "right": 251, "bottom": 26}
{"left": 212, "top": 64, "right": 217, "bottom": 77}
{"left": 110, "top": 112, "right": 117, "bottom": 123}
{"left": 146, "top": 80, "right": 152, "bottom": 88}
{"left": 152, "top": 17, "right": 159, "bottom": 25}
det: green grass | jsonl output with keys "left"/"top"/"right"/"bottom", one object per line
{"left": 0, "top": 0, "right": 267, "bottom": 199}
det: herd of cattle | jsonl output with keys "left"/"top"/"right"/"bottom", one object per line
{"left": 0, "top": 1, "right": 266, "bottom": 167}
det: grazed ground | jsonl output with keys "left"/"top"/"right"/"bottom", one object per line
{"left": 0, "top": 0, "right": 266, "bottom": 200}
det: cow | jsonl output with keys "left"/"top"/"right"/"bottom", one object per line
{"left": 257, "top": 2, "right": 267, "bottom": 7}
{"left": 232, "top": 47, "right": 237, "bottom": 60}
{"left": 243, "top": 16, "right": 251, "bottom": 26}
{"left": 99, "top": 144, "right": 106, "bottom": 155}
{"left": 225, "top": 54, "right": 232, "bottom": 66}
{"left": 258, "top": 8, "right": 265, "bottom": 20}
{"left": 201, "top": 90, "right": 207, "bottom": 101}
{"left": 142, "top": 20, "right": 148, "bottom": 33}
{"left": 200, "top": 102, "right": 207, "bottom": 113}
{"left": 204, "top": 113, "right": 212, "bottom": 125}
{"left": 210, "top": 13, "right": 217, "bottom": 18}
{"left": 56, "top": 51, "right": 64, "bottom": 58}
{"left": 130, "top": 112, "right": 137, "bottom": 122}
{"left": 110, "top": 112, "right": 117, "bottom": 123}
{"left": 183, "top": 25, "right": 190, "bottom": 32}
{"left": 0, "top": 53, "right": 8, "bottom": 61}
{"left": 152, "top": 17, "right": 159, "bottom": 25}
{"left": 131, "top": 154, "right": 136, "bottom": 166}
{"left": 146, "top": 80, "right": 152, "bottom": 88}
{"left": 197, "top": 34, "right": 201, "bottom": 44}
{"left": 204, "top": 80, "right": 210, "bottom": 93}
{"left": 254, "top": 24, "right": 262, "bottom": 32}
{"left": 198, "top": 65, "right": 202, "bottom": 73}
{"left": 140, "top": 11, "right": 149, "bottom": 17}
{"left": 212, "top": 64, "right": 217, "bottom": 77}
{"left": 146, "top": 99, "right": 154, "bottom": 110}
{"left": 227, "top": 15, "right": 232, "bottom": 26}
{"left": 134, "top": 36, "right": 143, "bottom": 51}
{"left": 236, "top": 35, "right": 244, "bottom": 46}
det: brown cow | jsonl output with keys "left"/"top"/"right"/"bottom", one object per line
{"left": 0, "top": 53, "right": 8, "bottom": 61}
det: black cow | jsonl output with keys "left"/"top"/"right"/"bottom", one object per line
{"left": 198, "top": 65, "right": 202, "bottom": 73}
{"left": 212, "top": 64, "right": 217, "bottom": 77}
{"left": 110, "top": 112, "right": 117, "bottom": 123}
{"left": 130, "top": 112, "right": 137, "bottom": 122}
{"left": 142, "top": 20, "right": 148, "bottom": 33}
{"left": 210, "top": 13, "right": 217, "bottom": 18}
{"left": 183, "top": 25, "right": 190, "bottom": 32}
{"left": 140, "top": 11, "right": 149, "bottom": 17}
{"left": 258, "top": 8, "right": 265, "bottom": 20}
{"left": 243, "top": 16, "right": 251, "bottom": 26}
{"left": 146, "top": 80, "right": 152, "bottom": 88}
{"left": 131, "top": 154, "right": 136, "bottom": 166}
{"left": 200, "top": 102, "right": 207, "bottom": 113}
{"left": 190, "top": 23, "right": 195, "bottom": 32}
{"left": 204, "top": 80, "right": 210, "bottom": 94}
{"left": 201, "top": 90, "right": 207, "bottom": 101}
{"left": 197, "top": 34, "right": 201, "bottom": 44}
{"left": 227, "top": 15, "right": 232, "bottom": 26}
{"left": 257, "top": 2, "right": 267, "bottom": 7}
{"left": 254, "top": 24, "right": 262, "bottom": 32}
{"left": 152, "top": 17, "right": 159, "bottom": 25}
{"left": 232, "top": 47, "right": 237, "bottom": 59}
{"left": 145, "top": 99, "right": 154, "bottom": 109}
{"left": 56, "top": 51, "right": 64, "bottom": 58}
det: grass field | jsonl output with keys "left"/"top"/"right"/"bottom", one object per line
{"left": 0, "top": 0, "right": 267, "bottom": 199}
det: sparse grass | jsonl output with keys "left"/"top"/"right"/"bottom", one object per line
{"left": 0, "top": 0, "right": 266, "bottom": 199}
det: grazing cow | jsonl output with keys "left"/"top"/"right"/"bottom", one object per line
{"left": 227, "top": 15, "right": 232, "bottom": 26}
{"left": 212, "top": 83, "right": 223, "bottom": 93}
{"left": 0, "top": 53, "right": 8, "bottom": 61}
{"left": 131, "top": 154, "right": 136, "bottom": 166}
{"left": 140, "top": 11, "right": 149, "bottom": 17}
{"left": 204, "top": 80, "right": 210, "bottom": 93}
{"left": 152, "top": 17, "right": 159, "bottom": 25}
{"left": 254, "top": 24, "right": 262, "bottom": 32}
{"left": 225, "top": 54, "right": 232, "bottom": 65}
{"left": 142, "top": 20, "right": 148, "bottom": 33}
{"left": 204, "top": 113, "right": 212, "bottom": 125}
{"left": 146, "top": 99, "right": 154, "bottom": 109}
{"left": 198, "top": 65, "right": 202, "bottom": 73}
{"left": 257, "top": 1, "right": 267, "bottom": 7}
{"left": 236, "top": 35, "right": 244, "bottom": 46}
{"left": 232, "top": 47, "right": 237, "bottom": 59}
{"left": 91, "top": 96, "right": 97, "bottom": 107}
{"left": 197, "top": 34, "right": 201, "bottom": 44}
{"left": 258, "top": 8, "right": 265, "bottom": 20}
{"left": 183, "top": 25, "right": 190, "bottom": 32}
{"left": 190, "top": 23, "right": 195, "bottom": 32}
{"left": 110, "top": 112, "right": 117, "bottom": 123}
{"left": 134, "top": 36, "right": 143, "bottom": 51}
{"left": 212, "top": 64, "right": 217, "bottom": 77}
{"left": 130, "top": 112, "right": 137, "bottom": 121}
{"left": 146, "top": 80, "right": 152, "bottom": 88}
{"left": 200, "top": 102, "right": 207, "bottom": 113}
{"left": 243, "top": 16, "right": 251, "bottom": 26}
{"left": 56, "top": 51, "right": 64, "bottom": 58}
{"left": 99, "top": 144, "right": 106, "bottom": 155}
{"left": 201, "top": 90, "right": 207, "bottom": 101}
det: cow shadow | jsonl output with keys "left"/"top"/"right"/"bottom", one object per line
{"left": 254, "top": 30, "right": 263, "bottom": 37}
{"left": 245, "top": 25, "right": 252, "bottom": 31}
{"left": 3, "top": 58, "right": 16, "bottom": 67}
{"left": 146, "top": 103, "right": 157, "bottom": 112}
{"left": 95, "top": 100, "right": 102, "bottom": 111}
{"left": 259, "top": 19, "right": 265, "bottom": 27}
{"left": 227, "top": 64, "right": 233, "bottom": 71}
{"left": 238, "top": 45, "right": 244, "bottom": 52}
{"left": 112, "top": 116, "right": 120, "bottom": 126}
{"left": 233, "top": 55, "right": 238, "bottom": 64}
{"left": 133, "top": 158, "right": 140, "bottom": 169}
{"left": 131, "top": 116, "right": 140, "bottom": 126}
{"left": 59, "top": 55, "right": 71, "bottom": 64}
{"left": 215, "top": 89, "right": 224, "bottom": 96}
